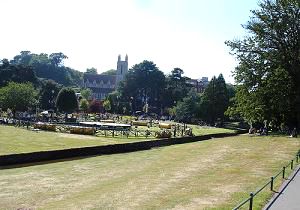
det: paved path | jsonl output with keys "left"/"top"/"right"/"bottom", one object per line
{"left": 264, "top": 165, "right": 300, "bottom": 210}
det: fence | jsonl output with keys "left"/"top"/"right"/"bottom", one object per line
{"left": 233, "top": 152, "right": 300, "bottom": 210}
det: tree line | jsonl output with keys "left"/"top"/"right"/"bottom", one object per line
{"left": 0, "top": 53, "right": 232, "bottom": 125}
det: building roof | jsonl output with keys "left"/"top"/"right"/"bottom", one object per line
{"left": 83, "top": 74, "right": 116, "bottom": 85}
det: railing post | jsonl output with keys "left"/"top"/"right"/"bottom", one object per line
{"left": 283, "top": 166, "right": 286, "bottom": 179}
{"left": 291, "top": 160, "right": 294, "bottom": 170}
{"left": 249, "top": 192, "right": 254, "bottom": 210}
{"left": 270, "top": 177, "right": 274, "bottom": 191}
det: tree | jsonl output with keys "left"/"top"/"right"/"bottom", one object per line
{"left": 0, "top": 82, "right": 37, "bottom": 114}
{"left": 79, "top": 99, "right": 89, "bottom": 113}
{"left": 80, "top": 88, "right": 92, "bottom": 100}
{"left": 163, "top": 68, "right": 192, "bottom": 108}
{"left": 106, "top": 91, "right": 130, "bottom": 114}
{"left": 55, "top": 88, "right": 78, "bottom": 113}
{"left": 100, "top": 69, "right": 116, "bottom": 75}
{"left": 103, "top": 100, "right": 111, "bottom": 112}
{"left": 49, "top": 52, "right": 68, "bottom": 67}
{"left": 118, "top": 60, "right": 165, "bottom": 113}
{"left": 0, "top": 60, "right": 38, "bottom": 87}
{"left": 200, "top": 75, "right": 229, "bottom": 124}
{"left": 174, "top": 90, "right": 201, "bottom": 123}
{"left": 86, "top": 67, "right": 97, "bottom": 74}
{"left": 88, "top": 100, "right": 103, "bottom": 113}
{"left": 225, "top": 0, "right": 300, "bottom": 128}
{"left": 214, "top": 74, "right": 229, "bottom": 122}
{"left": 10, "top": 51, "right": 83, "bottom": 86}
{"left": 39, "top": 80, "right": 61, "bottom": 110}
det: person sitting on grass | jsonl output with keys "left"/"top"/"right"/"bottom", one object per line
{"left": 290, "top": 127, "right": 298, "bottom": 138}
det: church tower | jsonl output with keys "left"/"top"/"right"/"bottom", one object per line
{"left": 116, "top": 54, "right": 128, "bottom": 87}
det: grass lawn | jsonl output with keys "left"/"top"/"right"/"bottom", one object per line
{"left": 0, "top": 125, "right": 234, "bottom": 155}
{"left": 189, "top": 124, "right": 236, "bottom": 136}
{"left": 0, "top": 135, "right": 299, "bottom": 209}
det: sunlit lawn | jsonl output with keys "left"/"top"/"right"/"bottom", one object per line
{"left": 0, "top": 125, "right": 234, "bottom": 155}
{"left": 0, "top": 135, "right": 299, "bottom": 209}
{"left": 0, "top": 125, "right": 152, "bottom": 155}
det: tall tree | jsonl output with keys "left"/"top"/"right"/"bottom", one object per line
{"left": 200, "top": 75, "right": 229, "bottom": 124}
{"left": 55, "top": 88, "right": 78, "bottom": 113}
{"left": 163, "top": 68, "right": 192, "bottom": 108}
{"left": 39, "top": 80, "right": 61, "bottom": 110}
{"left": 215, "top": 74, "right": 229, "bottom": 122}
{"left": 226, "top": 0, "right": 300, "bottom": 128}
{"left": 200, "top": 76, "right": 217, "bottom": 124}
{"left": 118, "top": 60, "right": 165, "bottom": 113}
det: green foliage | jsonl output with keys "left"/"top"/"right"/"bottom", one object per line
{"left": 0, "top": 60, "right": 38, "bottom": 87}
{"left": 79, "top": 99, "right": 89, "bottom": 112}
{"left": 0, "top": 82, "right": 37, "bottom": 112}
{"left": 86, "top": 67, "right": 97, "bottom": 74}
{"left": 174, "top": 90, "right": 201, "bottom": 123}
{"left": 103, "top": 100, "right": 111, "bottom": 112}
{"left": 200, "top": 74, "right": 229, "bottom": 124}
{"left": 100, "top": 69, "right": 116, "bottom": 75}
{"left": 80, "top": 88, "right": 92, "bottom": 100}
{"left": 39, "top": 80, "right": 61, "bottom": 110}
{"left": 118, "top": 60, "right": 165, "bottom": 113}
{"left": 226, "top": 0, "right": 300, "bottom": 128}
{"left": 106, "top": 91, "right": 130, "bottom": 114}
{"left": 163, "top": 68, "right": 192, "bottom": 108}
{"left": 10, "top": 51, "right": 83, "bottom": 86}
{"left": 55, "top": 88, "right": 78, "bottom": 113}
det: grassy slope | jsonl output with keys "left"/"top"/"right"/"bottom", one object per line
{"left": 0, "top": 125, "right": 234, "bottom": 155}
{"left": 0, "top": 135, "right": 299, "bottom": 209}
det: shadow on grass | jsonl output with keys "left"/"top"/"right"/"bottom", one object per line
{"left": 0, "top": 155, "right": 98, "bottom": 170}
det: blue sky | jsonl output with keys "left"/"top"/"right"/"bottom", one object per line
{"left": 0, "top": 0, "right": 259, "bottom": 83}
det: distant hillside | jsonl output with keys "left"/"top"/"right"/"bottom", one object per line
{"left": 9, "top": 51, "right": 83, "bottom": 86}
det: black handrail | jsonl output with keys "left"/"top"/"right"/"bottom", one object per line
{"left": 233, "top": 152, "right": 300, "bottom": 210}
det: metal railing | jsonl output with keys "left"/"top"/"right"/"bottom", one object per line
{"left": 233, "top": 152, "right": 300, "bottom": 210}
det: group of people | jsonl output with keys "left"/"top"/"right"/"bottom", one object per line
{"left": 248, "top": 125, "right": 298, "bottom": 138}
{"left": 248, "top": 126, "right": 268, "bottom": 136}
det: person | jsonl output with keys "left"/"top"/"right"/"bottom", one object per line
{"left": 261, "top": 126, "right": 268, "bottom": 136}
{"left": 249, "top": 127, "right": 256, "bottom": 134}
{"left": 290, "top": 127, "right": 298, "bottom": 138}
